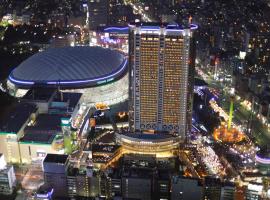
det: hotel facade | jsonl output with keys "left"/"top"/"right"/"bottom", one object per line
{"left": 128, "top": 23, "right": 197, "bottom": 139}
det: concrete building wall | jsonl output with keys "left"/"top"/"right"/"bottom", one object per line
{"left": 122, "top": 177, "right": 152, "bottom": 200}
{"left": 19, "top": 143, "right": 58, "bottom": 164}
{"left": 0, "top": 165, "right": 16, "bottom": 195}
{"left": 0, "top": 134, "right": 20, "bottom": 163}
{"left": 44, "top": 172, "right": 68, "bottom": 198}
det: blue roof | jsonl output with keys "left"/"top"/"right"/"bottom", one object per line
{"left": 103, "top": 26, "right": 129, "bottom": 34}
{"left": 9, "top": 46, "right": 127, "bottom": 88}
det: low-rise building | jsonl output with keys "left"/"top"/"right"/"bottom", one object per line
{"left": 0, "top": 154, "right": 16, "bottom": 195}
{"left": 19, "top": 114, "right": 64, "bottom": 164}
{"left": 43, "top": 154, "right": 69, "bottom": 198}
{"left": 0, "top": 103, "right": 38, "bottom": 163}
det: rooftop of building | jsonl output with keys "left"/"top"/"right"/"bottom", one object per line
{"left": 43, "top": 154, "right": 68, "bottom": 164}
{"left": 172, "top": 175, "right": 203, "bottom": 186}
{"left": 194, "top": 78, "right": 208, "bottom": 87}
{"left": 122, "top": 167, "right": 154, "bottom": 179}
{"left": 20, "top": 114, "right": 63, "bottom": 144}
{"left": 51, "top": 92, "right": 82, "bottom": 109}
{"left": 24, "top": 114, "right": 62, "bottom": 133}
{"left": 0, "top": 103, "right": 37, "bottom": 134}
{"left": 129, "top": 21, "right": 198, "bottom": 31}
{"left": 20, "top": 131, "right": 56, "bottom": 144}
{"left": 22, "top": 88, "right": 56, "bottom": 102}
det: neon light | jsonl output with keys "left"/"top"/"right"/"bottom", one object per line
{"left": 190, "top": 24, "right": 198, "bottom": 30}
{"left": 141, "top": 28, "right": 159, "bottom": 31}
{"left": 255, "top": 154, "right": 270, "bottom": 164}
{"left": 8, "top": 75, "right": 34, "bottom": 85}
{"left": 104, "top": 27, "right": 129, "bottom": 31}
{"left": 141, "top": 26, "right": 160, "bottom": 30}
{"left": 101, "top": 37, "right": 121, "bottom": 44}
{"left": 36, "top": 188, "right": 54, "bottom": 198}
{"left": 166, "top": 29, "right": 184, "bottom": 32}
{"left": 129, "top": 23, "right": 198, "bottom": 31}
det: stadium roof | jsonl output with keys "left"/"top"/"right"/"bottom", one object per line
{"left": 9, "top": 46, "right": 127, "bottom": 88}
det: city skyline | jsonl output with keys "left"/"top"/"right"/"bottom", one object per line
{"left": 0, "top": 0, "right": 270, "bottom": 200}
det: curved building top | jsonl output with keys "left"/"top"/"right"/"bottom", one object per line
{"left": 256, "top": 149, "right": 270, "bottom": 165}
{"left": 9, "top": 46, "right": 127, "bottom": 88}
{"left": 102, "top": 23, "right": 198, "bottom": 34}
{"left": 129, "top": 22, "right": 198, "bottom": 30}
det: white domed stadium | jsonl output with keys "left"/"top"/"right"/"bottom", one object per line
{"left": 7, "top": 46, "right": 128, "bottom": 106}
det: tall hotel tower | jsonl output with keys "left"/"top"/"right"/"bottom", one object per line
{"left": 128, "top": 23, "right": 197, "bottom": 139}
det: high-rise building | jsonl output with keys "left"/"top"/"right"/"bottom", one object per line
{"left": 43, "top": 154, "right": 69, "bottom": 198}
{"left": 88, "top": 0, "right": 109, "bottom": 30}
{"left": 128, "top": 22, "right": 196, "bottom": 138}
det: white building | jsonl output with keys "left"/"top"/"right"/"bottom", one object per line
{"left": 0, "top": 154, "right": 16, "bottom": 195}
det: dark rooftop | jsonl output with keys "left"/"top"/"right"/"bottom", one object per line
{"left": 44, "top": 154, "right": 68, "bottom": 164}
{"left": 24, "top": 114, "right": 62, "bottom": 134}
{"left": 0, "top": 103, "right": 37, "bottom": 134}
{"left": 20, "top": 132, "right": 56, "bottom": 144}
{"left": 52, "top": 92, "right": 82, "bottom": 109}
{"left": 194, "top": 78, "right": 208, "bottom": 87}
{"left": 22, "top": 88, "right": 56, "bottom": 102}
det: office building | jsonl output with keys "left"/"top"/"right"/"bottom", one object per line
{"left": 171, "top": 176, "right": 203, "bottom": 200}
{"left": 128, "top": 22, "right": 197, "bottom": 138}
{"left": 245, "top": 183, "right": 263, "bottom": 200}
{"left": 220, "top": 182, "right": 236, "bottom": 200}
{"left": 19, "top": 114, "right": 64, "bottom": 164}
{"left": 204, "top": 177, "right": 222, "bottom": 200}
{"left": 43, "top": 154, "right": 69, "bottom": 198}
{"left": 121, "top": 154, "right": 156, "bottom": 200}
{"left": 88, "top": 0, "right": 109, "bottom": 30}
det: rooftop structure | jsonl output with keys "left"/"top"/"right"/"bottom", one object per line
{"left": 20, "top": 114, "right": 62, "bottom": 145}
{"left": 43, "top": 154, "right": 68, "bottom": 165}
{"left": 115, "top": 132, "right": 180, "bottom": 157}
{"left": 24, "top": 114, "right": 62, "bottom": 134}
{"left": 20, "top": 132, "right": 56, "bottom": 145}
{"left": 22, "top": 88, "right": 56, "bottom": 102}
{"left": 0, "top": 103, "right": 37, "bottom": 134}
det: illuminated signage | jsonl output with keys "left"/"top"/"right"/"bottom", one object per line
{"left": 97, "top": 78, "right": 114, "bottom": 85}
